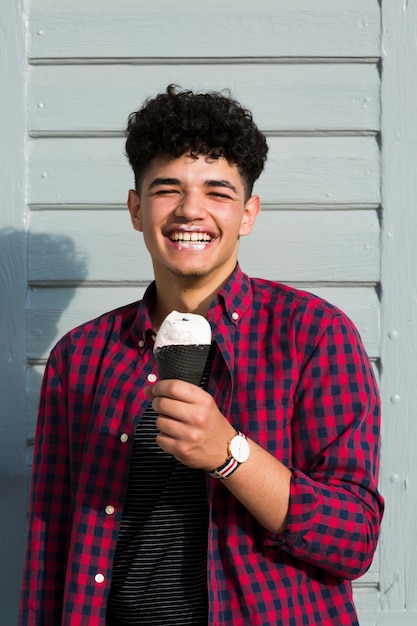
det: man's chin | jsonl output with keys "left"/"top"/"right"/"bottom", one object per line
{"left": 169, "top": 267, "right": 208, "bottom": 279}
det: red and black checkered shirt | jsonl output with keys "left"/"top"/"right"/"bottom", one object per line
{"left": 20, "top": 265, "right": 383, "bottom": 626}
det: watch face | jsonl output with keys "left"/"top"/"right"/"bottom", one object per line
{"left": 229, "top": 434, "right": 250, "bottom": 463}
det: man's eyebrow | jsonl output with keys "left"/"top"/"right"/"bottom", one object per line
{"left": 147, "top": 177, "right": 181, "bottom": 190}
{"left": 147, "top": 177, "right": 238, "bottom": 194}
{"left": 205, "top": 179, "right": 238, "bottom": 194}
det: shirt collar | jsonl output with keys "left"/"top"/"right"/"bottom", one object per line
{"left": 130, "top": 281, "right": 158, "bottom": 350}
{"left": 208, "top": 264, "right": 253, "bottom": 326}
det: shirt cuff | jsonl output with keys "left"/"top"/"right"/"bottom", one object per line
{"left": 260, "top": 470, "right": 321, "bottom": 554}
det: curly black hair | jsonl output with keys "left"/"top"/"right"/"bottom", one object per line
{"left": 125, "top": 84, "right": 268, "bottom": 198}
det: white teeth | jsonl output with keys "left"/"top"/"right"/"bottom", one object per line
{"left": 170, "top": 232, "right": 212, "bottom": 242}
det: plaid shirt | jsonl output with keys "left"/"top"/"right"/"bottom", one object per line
{"left": 20, "top": 266, "right": 383, "bottom": 626}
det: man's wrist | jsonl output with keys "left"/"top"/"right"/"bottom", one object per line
{"left": 208, "top": 431, "right": 250, "bottom": 479}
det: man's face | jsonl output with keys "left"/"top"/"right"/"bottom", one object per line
{"left": 128, "top": 153, "right": 260, "bottom": 288}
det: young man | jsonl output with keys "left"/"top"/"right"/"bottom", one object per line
{"left": 20, "top": 85, "right": 384, "bottom": 625}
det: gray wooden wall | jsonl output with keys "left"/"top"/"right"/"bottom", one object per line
{"left": 1, "top": 0, "right": 416, "bottom": 623}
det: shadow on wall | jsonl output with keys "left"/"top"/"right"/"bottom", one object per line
{"left": 0, "top": 227, "right": 88, "bottom": 620}
{"left": 25, "top": 228, "right": 89, "bottom": 440}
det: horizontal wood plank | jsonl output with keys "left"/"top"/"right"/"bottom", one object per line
{"left": 29, "top": 0, "right": 380, "bottom": 59}
{"left": 27, "top": 208, "right": 380, "bottom": 283}
{"left": 28, "top": 63, "right": 380, "bottom": 133}
{"left": 26, "top": 284, "right": 380, "bottom": 362}
{"left": 26, "top": 365, "right": 46, "bottom": 442}
{"left": 239, "top": 209, "right": 380, "bottom": 282}
{"left": 28, "top": 136, "right": 380, "bottom": 205}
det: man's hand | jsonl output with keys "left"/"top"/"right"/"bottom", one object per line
{"left": 143, "top": 379, "right": 236, "bottom": 471}
{"left": 144, "top": 378, "right": 291, "bottom": 535}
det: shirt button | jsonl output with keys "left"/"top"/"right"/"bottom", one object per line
{"left": 232, "top": 311, "right": 239, "bottom": 321}
{"left": 95, "top": 573, "right": 105, "bottom": 584}
{"left": 138, "top": 339, "right": 145, "bottom": 348}
{"left": 147, "top": 373, "right": 157, "bottom": 383}
{"left": 120, "top": 433, "right": 129, "bottom": 443}
{"left": 105, "top": 505, "right": 115, "bottom": 515}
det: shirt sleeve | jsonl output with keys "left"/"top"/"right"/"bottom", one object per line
{"left": 272, "top": 312, "right": 384, "bottom": 580}
{"left": 19, "top": 344, "right": 72, "bottom": 625}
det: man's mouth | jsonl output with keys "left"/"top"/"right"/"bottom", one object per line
{"left": 168, "top": 231, "right": 213, "bottom": 244}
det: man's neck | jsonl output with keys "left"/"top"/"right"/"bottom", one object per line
{"left": 150, "top": 272, "right": 232, "bottom": 331}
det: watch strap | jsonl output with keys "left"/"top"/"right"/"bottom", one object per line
{"left": 208, "top": 456, "right": 239, "bottom": 479}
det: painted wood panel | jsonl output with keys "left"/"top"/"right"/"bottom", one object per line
{"left": 378, "top": 0, "right": 417, "bottom": 617}
{"left": 0, "top": 0, "right": 395, "bottom": 620}
{"left": 25, "top": 285, "right": 380, "bottom": 362}
{"left": 28, "top": 136, "right": 380, "bottom": 205}
{"left": 0, "top": 1, "right": 29, "bottom": 621}
{"left": 29, "top": 0, "right": 380, "bottom": 59}
{"left": 28, "top": 63, "right": 380, "bottom": 133}
{"left": 27, "top": 209, "right": 380, "bottom": 283}
{"left": 23, "top": 0, "right": 386, "bottom": 619}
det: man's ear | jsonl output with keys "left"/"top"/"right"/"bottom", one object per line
{"left": 127, "top": 189, "right": 142, "bottom": 232}
{"left": 239, "top": 195, "right": 261, "bottom": 237}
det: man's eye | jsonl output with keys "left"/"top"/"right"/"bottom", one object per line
{"left": 154, "top": 189, "right": 178, "bottom": 195}
{"left": 209, "top": 191, "right": 231, "bottom": 199}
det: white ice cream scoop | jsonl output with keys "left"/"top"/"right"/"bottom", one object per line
{"left": 154, "top": 310, "right": 212, "bottom": 350}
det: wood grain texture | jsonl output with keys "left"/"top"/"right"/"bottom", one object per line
{"left": 29, "top": 0, "right": 380, "bottom": 59}
{"left": 28, "top": 63, "right": 380, "bottom": 133}
{"left": 28, "top": 136, "right": 380, "bottom": 205}
{"left": 27, "top": 209, "right": 380, "bottom": 283}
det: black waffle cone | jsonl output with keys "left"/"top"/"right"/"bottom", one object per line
{"left": 155, "top": 344, "right": 211, "bottom": 386}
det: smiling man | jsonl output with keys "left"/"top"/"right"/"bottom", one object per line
{"left": 20, "top": 85, "right": 384, "bottom": 626}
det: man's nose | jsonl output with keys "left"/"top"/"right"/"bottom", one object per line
{"left": 174, "top": 191, "right": 207, "bottom": 219}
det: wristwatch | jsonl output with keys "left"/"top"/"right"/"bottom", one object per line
{"left": 209, "top": 431, "right": 250, "bottom": 479}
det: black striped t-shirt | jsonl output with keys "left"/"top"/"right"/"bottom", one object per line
{"left": 106, "top": 355, "right": 213, "bottom": 625}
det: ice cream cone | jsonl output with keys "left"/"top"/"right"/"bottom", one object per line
{"left": 153, "top": 310, "right": 212, "bottom": 385}
{"left": 155, "top": 344, "right": 211, "bottom": 385}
